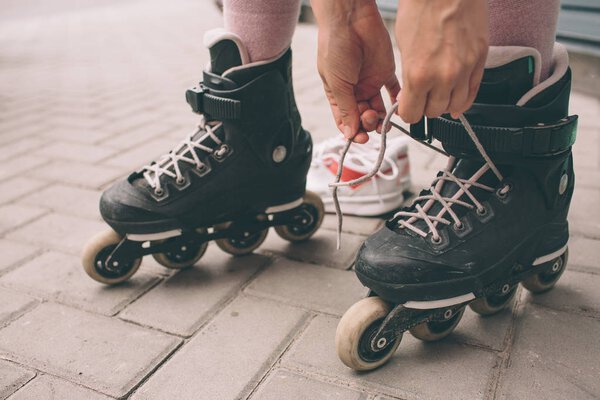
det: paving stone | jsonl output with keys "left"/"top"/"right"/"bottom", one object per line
{"left": 0, "top": 360, "right": 35, "bottom": 400}
{"left": 245, "top": 257, "right": 367, "bottom": 315}
{"left": 101, "top": 137, "right": 175, "bottom": 170}
{"left": 120, "top": 248, "right": 269, "bottom": 336}
{"left": 7, "top": 213, "right": 106, "bottom": 255}
{"left": 321, "top": 214, "right": 384, "bottom": 237}
{"left": 0, "top": 137, "right": 49, "bottom": 159}
{"left": 0, "top": 154, "right": 48, "bottom": 181}
{"left": 9, "top": 375, "right": 114, "bottom": 400}
{"left": 0, "top": 287, "right": 37, "bottom": 328}
{"left": 497, "top": 305, "right": 600, "bottom": 400}
{"left": 0, "top": 239, "right": 39, "bottom": 275}
{"left": 19, "top": 183, "right": 101, "bottom": 219}
{"left": 568, "top": 236, "right": 600, "bottom": 272}
{"left": 132, "top": 296, "right": 308, "bottom": 400}
{"left": 522, "top": 270, "right": 600, "bottom": 317}
{"left": 282, "top": 315, "right": 498, "bottom": 400}
{"left": 452, "top": 305, "right": 514, "bottom": 352}
{"left": 251, "top": 369, "right": 366, "bottom": 400}
{"left": 0, "top": 204, "right": 46, "bottom": 234}
{"left": 261, "top": 229, "right": 365, "bottom": 270}
{"left": 0, "top": 303, "right": 181, "bottom": 398}
{"left": 0, "top": 251, "right": 159, "bottom": 316}
{"left": 98, "top": 121, "right": 176, "bottom": 151}
{"left": 34, "top": 141, "right": 117, "bottom": 163}
{"left": 569, "top": 187, "right": 600, "bottom": 239}
{"left": 40, "top": 126, "right": 115, "bottom": 145}
{"left": 0, "top": 177, "right": 47, "bottom": 206}
{"left": 30, "top": 159, "right": 123, "bottom": 190}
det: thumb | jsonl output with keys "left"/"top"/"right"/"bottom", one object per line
{"left": 332, "top": 82, "right": 361, "bottom": 140}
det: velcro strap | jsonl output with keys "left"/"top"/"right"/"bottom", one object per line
{"left": 185, "top": 86, "right": 242, "bottom": 120}
{"left": 428, "top": 115, "right": 578, "bottom": 156}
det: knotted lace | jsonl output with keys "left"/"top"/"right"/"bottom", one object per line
{"left": 142, "top": 116, "right": 223, "bottom": 193}
{"left": 329, "top": 104, "right": 509, "bottom": 249}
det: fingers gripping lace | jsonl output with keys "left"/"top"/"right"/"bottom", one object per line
{"left": 143, "top": 116, "right": 222, "bottom": 192}
{"left": 329, "top": 103, "right": 507, "bottom": 249}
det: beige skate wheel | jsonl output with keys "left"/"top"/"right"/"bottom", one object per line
{"left": 336, "top": 297, "right": 401, "bottom": 371}
{"left": 82, "top": 229, "right": 141, "bottom": 285}
{"left": 409, "top": 307, "right": 465, "bottom": 342}
{"left": 470, "top": 284, "right": 518, "bottom": 316}
{"left": 275, "top": 191, "right": 324, "bottom": 242}
{"left": 215, "top": 222, "right": 268, "bottom": 256}
{"left": 152, "top": 230, "right": 209, "bottom": 269}
{"left": 522, "top": 248, "right": 568, "bottom": 294}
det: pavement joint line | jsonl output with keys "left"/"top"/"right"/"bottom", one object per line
{"left": 0, "top": 248, "right": 44, "bottom": 279}
{"left": 486, "top": 286, "right": 524, "bottom": 400}
{"left": 0, "top": 359, "right": 37, "bottom": 399}
{"left": 0, "top": 209, "right": 51, "bottom": 237}
{"left": 258, "top": 248, "right": 360, "bottom": 271}
{"left": 0, "top": 293, "right": 40, "bottom": 330}
{"left": 240, "top": 312, "right": 314, "bottom": 400}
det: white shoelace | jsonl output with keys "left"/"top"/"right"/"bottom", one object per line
{"left": 330, "top": 104, "right": 509, "bottom": 249}
{"left": 313, "top": 136, "right": 400, "bottom": 183}
{"left": 142, "top": 116, "right": 223, "bottom": 193}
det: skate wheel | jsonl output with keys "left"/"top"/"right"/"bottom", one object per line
{"left": 522, "top": 248, "right": 568, "bottom": 294}
{"left": 335, "top": 297, "right": 401, "bottom": 371}
{"left": 152, "top": 239, "right": 208, "bottom": 269}
{"left": 82, "top": 229, "right": 141, "bottom": 285}
{"left": 470, "top": 284, "right": 517, "bottom": 316}
{"left": 215, "top": 224, "right": 268, "bottom": 256}
{"left": 409, "top": 307, "right": 465, "bottom": 342}
{"left": 275, "top": 191, "right": 324, "bottom": 242}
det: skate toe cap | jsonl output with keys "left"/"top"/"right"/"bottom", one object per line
{"left": 355, "top": 227, "right": 467, "bottom": 286}
{"left": 99, "top": 180, "right": 165, "bottom": 226}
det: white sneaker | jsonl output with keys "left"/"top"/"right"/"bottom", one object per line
{"left": 307, "top": 133, "right": 411, "bottom": 216}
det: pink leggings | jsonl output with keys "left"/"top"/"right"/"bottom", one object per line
{"left": 223, "top": 0, "right": 560, "bottom": 80}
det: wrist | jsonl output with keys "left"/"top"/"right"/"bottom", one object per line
{"left": 311, "top": 0, "right": 378, "bottom": 27}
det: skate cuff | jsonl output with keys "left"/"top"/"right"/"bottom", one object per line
{"left": 428, "top": 115, "right": 578, "bottom": 157}
{"left": 186, "top": 86, "right": 241, "bottom": 120}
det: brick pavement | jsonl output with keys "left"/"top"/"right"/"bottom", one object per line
{"left": 0, "top": 0, "right": 599, "bottom": 399}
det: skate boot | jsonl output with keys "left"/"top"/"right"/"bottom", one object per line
{"left": 308, "top": 133, "right": 411, "bottom": 216}
{"left": 82, "top": 29, "right": 324, "bottom": 284}
{"left": 336, "top": 44, "right": 577, "bottom": 370}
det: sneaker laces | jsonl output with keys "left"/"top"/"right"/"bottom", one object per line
{"left": 312, "top": 135, "right": 399, "bottom": 183}
{"left": 329, "top": 103, "right": 509, "bottom": 249}
{"left": 142, "top": 116, "right": 223, "bottom": 192}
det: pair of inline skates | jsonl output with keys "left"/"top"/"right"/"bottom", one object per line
{"left": 82, "top": 31, "right": 577, "bottom": 371}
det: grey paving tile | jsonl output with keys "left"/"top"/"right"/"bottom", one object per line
{"left": 0, "top": 204, "right": 46, "bottom": 234}
{"left": 321, "top": 214, "right": 384, "bottom": 237}
{"left": 250, "top": 369, "right": 366, "bottom": 400}
{"left": 568, "top": 236, "right": 600, "bottom": 272}
{"left": 497, "top": 305, "right": 600, "bottom": 400}
{"left": 452, "top": 306, "right": 514, "bottom": 352}
{"left": 0, "top": 177, "right": 47, "bottom": 206}
{"left": 120, "top": 248, "right": 269, "bottom": 336}
{"left": 0, "top": 251, "right": 159, "bottom": 316}
{"left": 97, "top": 121, "right": 176, "bottom": 151}
{"left": 261, "top": 229, "right": 364, "bottom": 270}
{"left": 132, "top": 296, "right": 308, "bottom": 400}
{"left": 0, "top": 239, "right": 39, "bottom": 275}
{"left": 245, "top": 257, "right": 367, "bottom": 316}
{"left": 34, "top": 141, "right": 117, "bottom": 163}
{"left": 0, "top": 303, "right": 181, "bottom": 398}
{"left": 7, "top": 213, "right": 105, "bottom": 255}
{"left": 19, "top": 183, "right": 102, "bottom": 220}
{"left": 8, "top": 375, "right": 114, "bottom": 400}
{"left": 40, "top": 126, "right": 115, "bottom": 145}
{"left": 522, "top": 270, "right": 600, "bottom": 317}
{"left": 0, "top": 360, "right": 35, "bottom": 400}
{"left": 569, "top": 187, "right": 600, "bottom": 239}
{"left": 0, "top": 287, "right": 37, "bottom": 328}
{"left": 0, "top": 154, "right": 49, "bottom": 181}
{"left": 29, "top": 160, "right": 123, "bottom": 189}
{"left": 0, "top": 137, "right": 49, "bottom": 159}
{"left": 101, "top": 137, "right": 175, "bottom": 170}
{"left": 282, "top": 315, "right": 498, "bottom": 400}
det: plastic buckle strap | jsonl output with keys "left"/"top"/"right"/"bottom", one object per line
{"left": 429, "top": 115, "right": 577, "bottom": 156}
{"left": 185, "top": 85, "right": 242, "bottom": 120}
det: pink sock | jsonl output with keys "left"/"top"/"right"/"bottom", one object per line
{"left": 223, "top": 0, "right": 301, "bottom": 62}
{"left": 489, "top": 0, "right": 560, "bottom": 80}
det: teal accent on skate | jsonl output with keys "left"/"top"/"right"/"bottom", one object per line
{"left": 528, "top": 57, "right": 533, "bottom": 75}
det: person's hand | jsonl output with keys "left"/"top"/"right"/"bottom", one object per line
{"left": 395, "top": 0, "right": 489, "bottom": 123}
{"left": 311, "top": 0, "right": 399, "bottom": 143}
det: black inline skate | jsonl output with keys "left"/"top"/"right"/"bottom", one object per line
{"left": 336, "top": 44, "right": 578, "bottom": 370}
{"left": 82, "top": 29, "right": 324, "bottom": 284}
